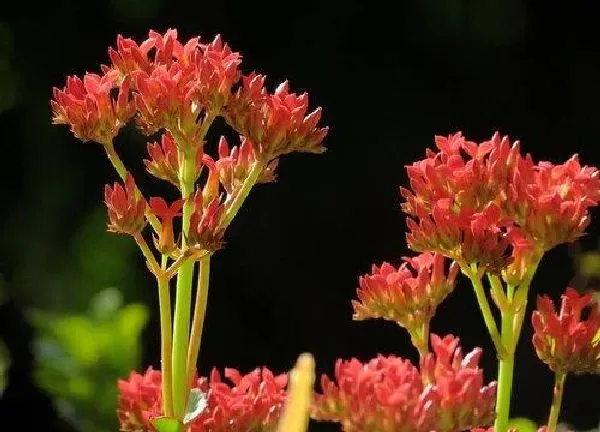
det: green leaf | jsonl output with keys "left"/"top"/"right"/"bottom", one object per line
{"left": 152, "top": 417, "right": 183, "bottom": 432}
{"left": 184, "top": 389, "right": 208, "bottom": 425}
{"left": 508, "top": 417, "right": 537, "bottom": 432}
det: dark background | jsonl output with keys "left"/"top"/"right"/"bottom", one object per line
{"left": 1, "top": 0, "right": 599, "bottom": 430}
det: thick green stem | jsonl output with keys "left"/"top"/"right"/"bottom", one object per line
{"left": 171, "top": 151, "right": 198, "bottom": 419}
{"left": 494, "top": 284, "right": 515, "bottom": 432}
{"left": 546, "top": 371, "right": 567, "bottom": 432}
{"left": 464, "top": 266, "right": 506, "bottom": 358}
{"left": 219, "top": 161, "right": 265, "bottom": 230}
{"left": 158, "top": 255, "right": 174, "bottom": 417}
{"left": 186, "top": 256, "right": 211, "bottom": 387}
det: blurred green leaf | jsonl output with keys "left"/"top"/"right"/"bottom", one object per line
{"left": 152, "top": 417, "right": 183, "bottom": 432}
{"left": 184, "top": 389, "right": 208, "bottom": 425}
{"left": 30, "top": 287, "right": 149, "bottom": 432}
{"left": 508, "top": 417, "right": 537, "bottom": 432}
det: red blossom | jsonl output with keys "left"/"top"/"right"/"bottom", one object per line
{"left": 216, "top": 136, "right": 278, "bottom": 195}
{"left": 532, "top": 287, "right": 600, "bottom": 374}
{"left": 144, "top": 132, "right": 203, "bottom": 188}
{"left": 149, "top": 197, "right": 184, "bottom": 254}
{"left": 117, "top": 366, "right": 288, "bottom": 432}
{"left": 312, "top": 334, "right": 496, "bottom": 432}
{"left": 51, "top": 71, "right": 134, "bottom": 144}
{"left": 117, "top": 367, "right": 162, "bottom": 431}
{"left": 187, "top": 188, "right": 225, "bottom": 252}
{"left": 406, "top": 199, "right": 512, "bottom": 272}
{"left": 104, "top": 173, "right": 147, "bottom": 235}
{"left": 190, "top": 35, "right": 242, "bottom": 111}
{"left": 352, "top": 253, "right": 459, "bottom": 351}
{"left": 401, "top": 131, "right": 600, "bottom": 275}
{"left": 226, "top": 75, "right": 328, "bottom": 160}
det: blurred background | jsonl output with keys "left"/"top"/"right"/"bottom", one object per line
{"left": 1, "top": 0, "right": 600, "bottom": 430}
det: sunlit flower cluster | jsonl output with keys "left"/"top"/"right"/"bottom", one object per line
{"left": 312, "top": 334, "right": 496, "bottom": 432}
{"left": 118, "top": 366, "right": 287, "bottom": 431}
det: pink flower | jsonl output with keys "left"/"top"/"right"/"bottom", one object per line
{"left": 104, "top": 173, "right": 146, "bottom": 235}
{"left": 352, "top": 253, "right": 458, "bottom": 352}
{"left": 144, "top": 132, "right": 203, "bottom": 188}
{"left": 532, "top": 287, "right": 600, "bottom": 374}
{"left": 187, "top": 188, "right": 225, "bottom": 252}
{"left": 312, "top": 334, "right": 496, "bottom": 432}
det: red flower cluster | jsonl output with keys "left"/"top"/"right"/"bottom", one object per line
{"left": 118, "top": 366, "right": 287, "bottom": 432}
{"left": 51, "top": 71, "right": 134, "bottom": 144}
{"left": 352, "top": 252, "right": 459, "bottom": 352}
{"left": 51, "top": 28, "right": 327, "bottom": 162}
{"left": 401, "top": 132, "right": 600, "bottom": 278}
{"left": 532, "top": 287, "right": 600, "bottom": 374}
{"left": 312, "top": 334, "right": 496, "bottom": 432}
{"left": 104, "top": 174, "right": 147, "bottom": 235}
{"left": 53, "top": 29, "right": 327, "bottom": 244}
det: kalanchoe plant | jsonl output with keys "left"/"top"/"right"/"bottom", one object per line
{"left": 52, "top": 26, "right": 600, "bottom": 432}
{"left": 52, "top": 28, "right": 327, "bottom": 431}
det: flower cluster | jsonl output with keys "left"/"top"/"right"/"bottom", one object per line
{"left": 118, "top": 366, "right": 288, "bottom": 432}
{"left": 532, "top": 287, "right": 600, "bottom": 374}
{"left": 51, "top": 28, "right": 328, "bottom": 252}
{"left": 312, "top": 334, "right": 496, "bottom": 432}
{"left": 401, "top": 132, "right": 600, "bottom": 280}
{"left": 352, "top": 252, "right": 459, "bottom": 353}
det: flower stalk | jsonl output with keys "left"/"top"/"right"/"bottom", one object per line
{"left": 158, "top": 255, "right": 174, "bottom": 417}
{"left": 186, "top": 255, "right": 211, "bottom": 387}
{"left": 546, "top": 371, "right": 567, "bottom": 432}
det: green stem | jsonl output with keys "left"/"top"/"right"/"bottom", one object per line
{"left": 186, "top": 255, "right": 211, "bottom": 387}
{"left": 463, "top": 266, "right": 506, "bottom": 358}
{"left": 103, "top": 140, "right": 162, "bottom": 234}
{"left": 409, "top": 321, "right": 430, "bottom": 361}
{"left": 219, "top": 161, "right": 265, "bottom": 230}
{"left": 546, "top": 371, "right": 567, "bottom": 432}
{"left": 171, "top": 151, "right": 198, "bottom": 419}
{"left": 158, "top": 255, "right": 174, "bottom": 417}
{"left": 494, "top": 280, "right": 516, "bottom": 432}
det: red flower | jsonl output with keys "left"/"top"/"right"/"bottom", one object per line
{"left": 51, "top": 71, "right": 134, "bottom": 144}
{"left": 104, "top": 173, "right": 147, "bottom": 235}
{"left": 149, "top": 197, "right": 184, "bottom": 254}
{"left": 132, "top": 63, "right": 198, "bottom": 137}
{"left": 352, "top": 253, "right": 459, "bottom": 352}
{"left": 532, "top": 287, "right": 600, "bottom": 374}
{"left": 226, "top": 75, "right": 328, "bottom": 160}
{"left": 190, "top": 35, "right": 242, "bottom": 111}
{"left": 406, "top": 200, "right": 512, "bottom": 272}
{"left": 144, "top": 132, "right": 203, "bottom": 188}
{"left": 312, "top": 334, "right": 496, "bottom": 432}
{"left": 117, "top": 366, "right": 288, "bottom": 432}
{"left": 216, "top": 136, "right": 278, "bottom": 195}
{"left": 117, "top": 367, "right": 162, "bottom": 431}
{"left": 187, "top": 188, "right": 225, "bottom": 252}
{"left": 401, "top": 132, "right": 600, "bottom": 266}
{"left": 518, "top": 155, "right": 600, "bottom": 251}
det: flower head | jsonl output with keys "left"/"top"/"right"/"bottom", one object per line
{"left": 149, "top": 197, "right": 184, "bottom": 254}
{"left": 312, "top": 334, "right": 496, "bottom": 432}
{"left": 51, "top": 71, "right": 134, "bottom": 144}
{"left": 352, "top": 252, "right": 459, "bottom": 352}
{"left": 187, "top": 189, "right": 225, "bottom": 252}
{"left": 117, "top": 367, "right": 162, "bottom": 431}
{"left": 104, "top": 173, "right": 147, "bottom": 235}
{"left": 117, "top": 366, "right": 288, "bottom": 432}
{"left": 401, "top": 131, "right": 600, "bottom": 275}
{"left": 532, "top": 287, "right": 600, "bottom": 374}
{"left": 144, "top": 132, "right": 203, "bottom": 188}
{"left": 226, "top": 76, "right": 328, "bottom": 161}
